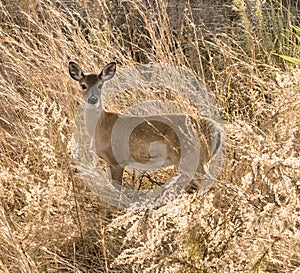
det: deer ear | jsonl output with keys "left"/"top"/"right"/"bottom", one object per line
{"left": 99, "top": 62, "right": 116, "bottom": 81}
{"left": 69, "top": 61, "right": 84, "bottom": 81}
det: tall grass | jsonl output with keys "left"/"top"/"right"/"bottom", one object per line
{"left": 0, "top": 0, "right": 299, "bottom": 272}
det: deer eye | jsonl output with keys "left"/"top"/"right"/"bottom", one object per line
{"left": 81, "top": 83, "right": 87, "bottom": 90}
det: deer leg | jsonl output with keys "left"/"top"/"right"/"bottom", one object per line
{"left": 109, "top": 164, "right": 124, "bottom": 184}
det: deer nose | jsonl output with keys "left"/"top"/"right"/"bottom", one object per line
{"left": 87, "top": 96, "right": 98, "bottom": 105}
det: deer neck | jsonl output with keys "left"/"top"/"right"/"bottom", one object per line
{"left": 84, "top": 104, "right": 102, "bottom": 139}
{"left": 85, "top": 104, "right": 120, "bottom": 139}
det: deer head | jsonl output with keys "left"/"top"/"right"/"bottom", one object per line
{"left": 69, "top": 61, "right": 116, "bottom": 107}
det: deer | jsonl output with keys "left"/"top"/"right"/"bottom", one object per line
{"left": 69, "top": 61, "right": 222, "bottom": 191}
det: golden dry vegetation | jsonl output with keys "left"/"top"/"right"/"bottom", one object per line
{"left": 0, "top": 0, "right": 299, "bottom": 272}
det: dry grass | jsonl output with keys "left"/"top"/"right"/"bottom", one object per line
{"left": 0, "top": 0, "right": 299, "bottom": 272}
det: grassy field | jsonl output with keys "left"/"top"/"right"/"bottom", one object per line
{"left": 0, "top": 0, "right": 299, "bottom": 272}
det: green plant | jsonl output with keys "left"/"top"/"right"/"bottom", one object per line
{"left": 274, "top": 25, "right": 300, "bottom": 65}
